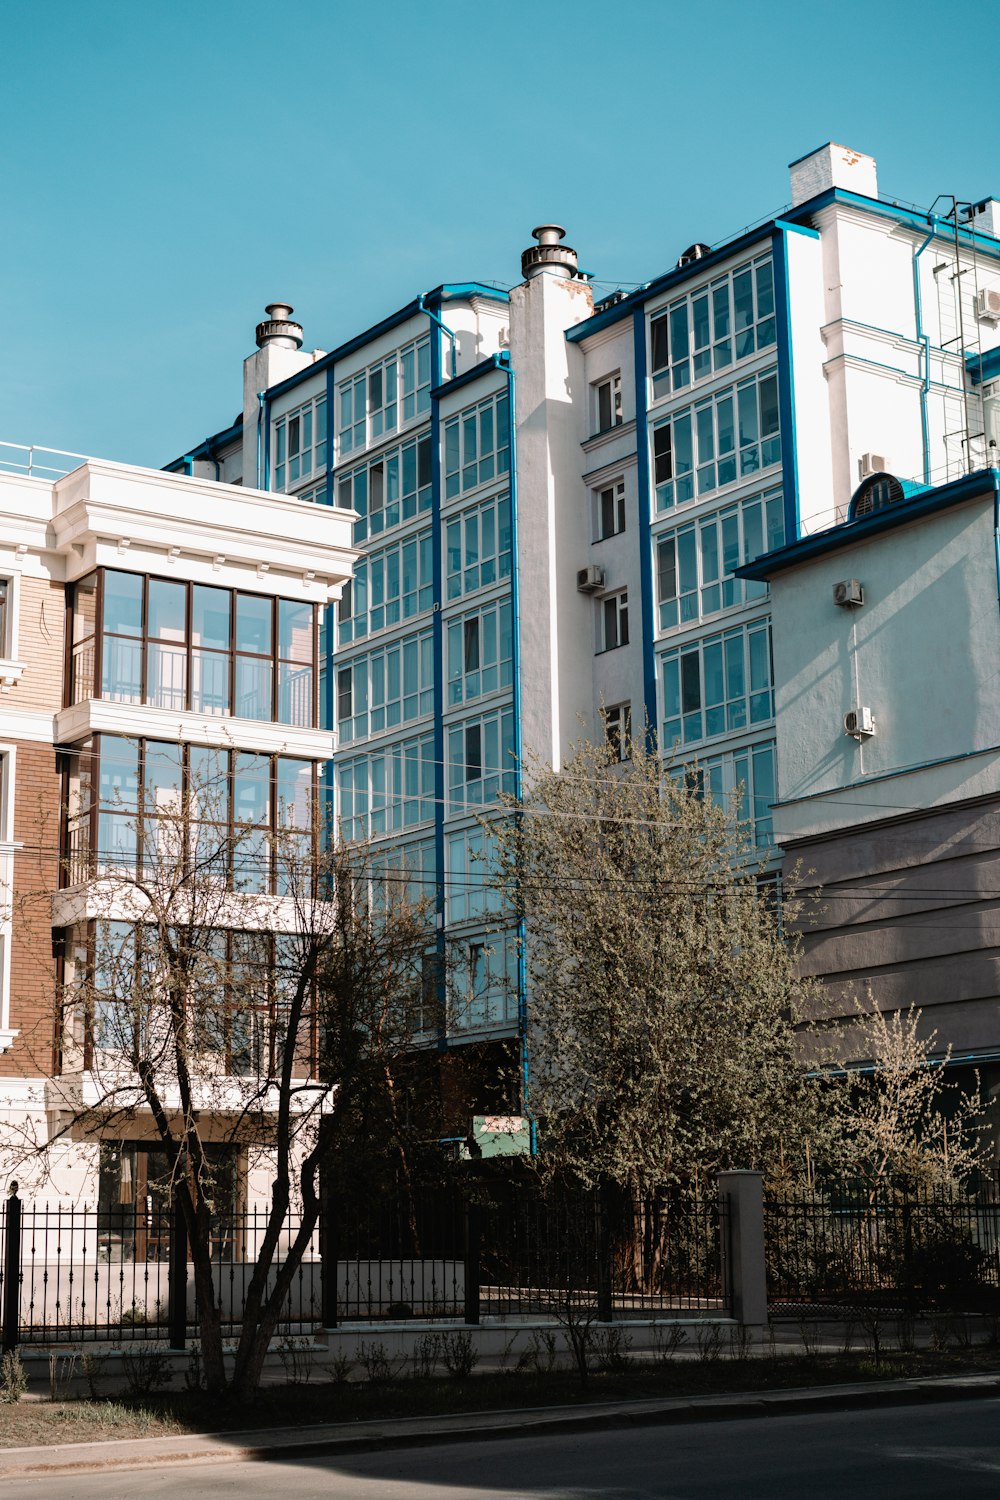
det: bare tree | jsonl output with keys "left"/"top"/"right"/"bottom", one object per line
{"left": 21, "top": 750, "right": 436, "bottom": 1398}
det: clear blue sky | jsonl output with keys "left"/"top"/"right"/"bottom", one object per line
{"left": 4, "top": 0, "right": 997, "bottom": 470}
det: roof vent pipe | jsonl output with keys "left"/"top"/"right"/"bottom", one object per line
{"left": 521, "top": 224, "right": 578, "bottom": 281}
{"left": 255, "top": 302, "right": 304, "bottom": 350}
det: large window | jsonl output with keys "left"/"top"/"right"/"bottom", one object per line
{"left": 656, "top": 487, "right": 784, "bottom": 631}
{"left": 449, "top": 930, "right": 518, "bottom": 1032}
{"left": 650, "top": 255, "right": 775, "bottom": 400}
{"left": 65, "top": 736, "right": 315, "bottom": 894}
{"left": 336, "top": 733, "right": 435, "bottom": 840}
{"left": 274, "top": 394, "right": 327, "bottom": 493}
{"left": 444, "top": 392, "right": 510, "bottom": 498}
{"left": 595, "top": 480, "right": 626, "bottom": 540}
{"left": 661, "top": 621, "right": 773, "bottom": 748}
{"left": 653, "top": 370, "right": 780, "bottom": 511}
{"left": 447, "top": 598, "right": 513, "bottom": 706}
{"left": 71, "top": 570, "right": 317, "bottom": 728}
{"left": 86, "top": 920, "right": 314, "bottom": 1079}
{"left": 337, "top": 338, "right": 431, "bottom": 458}
{"left": 445, "top": 824, "right": 503, "bottom": 925}
{"left": 700, "top": 739, "right": 776, "bottom": 847}
{"left": 445, "top": 493, "right": 512, "bottom": 601}
{"left": 338, "top": 433, "right": 432, "bottom": 543}
{"left": 447, "top": 707, "right": 515, "bottom": 813}
{"left": 335, "top": 530, "right": 434, "bottom": 645}
{"left": 337, "top": 629, "right": 434, "bottom": 744}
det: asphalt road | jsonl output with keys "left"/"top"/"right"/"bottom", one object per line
{"left": 6, "top": 1398, "right": 1000, "bottom": 1500}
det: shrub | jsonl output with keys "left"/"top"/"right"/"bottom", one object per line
{"left": 0, "top": 1350, "right": 27, "bottom": 1404}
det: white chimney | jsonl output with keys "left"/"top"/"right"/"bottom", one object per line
{"left": 789, "top": 143, "right": 878, "bottom": 208}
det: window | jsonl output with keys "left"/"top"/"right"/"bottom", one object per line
{"left": 0, "top": 580, "right": 8, "bottom": 655}
{"left": 444, "top": 392, "right": 511, "bottom": 498}
{"left": 653, "top": 369, "right": 780, "bottom": 511}
{"left": 274, "top": 394, "right": 328, "bottom": 492}
{"left": 445, "top": 493, "right": 512, "bottom": 600}
{"left": 446, "top": 825, "right": 503, "bottom": 925}
{"left": 661, "top": 620, "right": 773, "bottom": 748}
{"left": 86, "top": 921, "right": 314, "bottom": 1080}
{"left": 73, "top": 571, "right": 317, "bottom": 727}
{"left": 447, "top": 599, "right": 513, "bottom": 706}
{"left": 650, "top": 256, "right": 776, "bottom": 400}
{"left": 596, "top": 374, "right": 623, "bottom": 432}
{"left": 336, "top": 732, "right": 435, "bottom": 839}
{"left": 334, "top": 529, "right": 434, "bottom": 644}
{"left": 449, "top": 930, "right": 518, "bottom": 1031}
{"left": 702, "top": 740, "right": 776, "bottom": 847}
{"left": 68, "top": 737, "right": 315, "bottom": 893}
{"left": 656, "top": 487, "right": 784, "bottom": 630}
{"left": 336, "top": 338, "right": 430, "bottom": 458}
{"left": 447, "top": 707, "right": 515, "bottom": 812}
{"left": 369, "top": 837, "right": 437, "bottom": 914}
{"left": 596, "top": 480, "right": 626, "bottom": 540}
{"left": 601, "top": 590, "right": 629, "bottom": 651}
{"left": 604, "top": 703, "right": 631, "bottom": 761}
{"left": 337, "top": 629, "right": 434, "bottom": 744}
{"left": 338, "top": 432, "right": 433, "bottom": 543}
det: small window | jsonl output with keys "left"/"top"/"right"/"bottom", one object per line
{"left": 465, "top": 723, "right": 482, "bottom": 781}
{"left": 602, "top": 590, "right": 629, "bottom": 651}
{"left": 597, "top": 481, "right": 626, "bottom": 540}
{"left": 337, "top": 667, "right": 352, "bottom": 723}
{"left": 604, "top": 703, "right": 631, "bottom": 761}
{"left": 0, "top": 580, "right": 8, "bottom": 656}
{"left": 596, "top": 375, "right": 623, "bottom": 433}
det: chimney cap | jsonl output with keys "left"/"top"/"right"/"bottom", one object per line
{"left": 522, "top": 224, "right": 578, "bottom": 281}
{"left": 256, "top": 302, "right": 304, "bottom": 350}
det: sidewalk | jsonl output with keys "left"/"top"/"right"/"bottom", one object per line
{"left": 0, "top": 1371, "right": 997, "bottom": 1480}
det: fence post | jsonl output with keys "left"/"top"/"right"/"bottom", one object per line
{"left": 718, "top": 1171, "right": 767, "bottom": 1329}
{"left": 464, "top": 1202, "right": 481, "bottom": 1325}
{"left": 320, "top": 1197, "right": 338, "bottom": 1329}
{"left": 2, "top": 1187, "right": 21, "bottom": 1353}
{"left": 167, "top": 1199, "right": 187, "bottom": 1351}
{"left": 596, "top": 1182, "right": 613, "bottom": 1322}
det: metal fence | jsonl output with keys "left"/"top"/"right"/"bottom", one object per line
{"left": 1, "top": 1186, "right": 731, "bottom": 1348}
{"left": 0, "top": 1199, "right": 323, "bottom": 1347}
{"left": 765, "top": 1182, "right": 1000, "bottom": 1319}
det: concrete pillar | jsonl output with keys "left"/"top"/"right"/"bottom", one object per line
{"left": 718, "top": 1170, "right": 767, "bottom": 1328}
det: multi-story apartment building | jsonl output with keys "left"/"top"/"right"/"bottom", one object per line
{"left": 151, "top": 139, "right": 1000, "bottom": 1125}
{"left": 0, "top": 455, "right": 354, "bottom": 1206}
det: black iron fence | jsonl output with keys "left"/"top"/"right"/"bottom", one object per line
{"left": 1, "top": 1185, "right": 729, "bottom": 1349}
{"left": 766, "top": 1182, "right": 1000, "bottom": 1320}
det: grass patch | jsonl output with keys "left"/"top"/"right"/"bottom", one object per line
{"left": 2, "top": 1345, "right": 998, "bottom": 1449}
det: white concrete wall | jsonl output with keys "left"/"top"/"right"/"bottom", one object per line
{"left": 770, "top": 489, "right": 1000, "bottom": 843}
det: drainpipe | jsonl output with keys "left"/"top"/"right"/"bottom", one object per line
{"left": 256, "top": 392, "right": 266, "bottom": 489}
{"left": 990, "top": 449, "right": 1000, "bottom": 623}
{"left": 912, "top": 215, "right": 940, "bottom": 485}
{"left": 418, "top": 294, "right": 458, "bottom": 380}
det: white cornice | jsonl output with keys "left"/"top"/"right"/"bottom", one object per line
{"left": 54, "top": 699, "right": 335, "bottom": 759}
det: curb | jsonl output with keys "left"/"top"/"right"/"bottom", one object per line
{"left": 1, "top": 1375, "right": 998, "bottom": 1479}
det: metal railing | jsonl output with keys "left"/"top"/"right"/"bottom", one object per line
{"left": 0, "top": 440, "right": 92, "bottom": 480}
{"left": 765, "top": 1181, "right": 1000, "bottom": 1319}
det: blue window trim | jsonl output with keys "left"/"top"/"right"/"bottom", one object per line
{"left": 632, "top": 308, "right": 657, "bottom": 742}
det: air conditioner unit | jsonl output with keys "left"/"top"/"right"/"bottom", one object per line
{"left": 844, "top": 706, "right": 876, "bottom": 739}
{"left": 577, "top": 564, "right": 606, "bottom": 594}
{"left": 833, "top": 578, "right": 864, "bottom": 608}
{"left": 858, "top": 452, "right": 887, "bottom": 480}
{"left": 976, "top": 288, "right": 1000, "bottom": 325}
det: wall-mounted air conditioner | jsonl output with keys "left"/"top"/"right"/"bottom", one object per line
{"left": 833, "top": 579, "right": 864, "bottom": 608}
{"left": 858, "top": 452, "right": 887, "bottom": 480}
{"left": 844, "top": 707, "right": 876, "bottom": 739}
{"left": 976, "top": 288, "right": 1000, "bottom": 325}
{"left": 577, "top": 565, "right": 605, "bottom": 594}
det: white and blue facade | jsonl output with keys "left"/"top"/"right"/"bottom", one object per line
{"left": 166, "top": 141, "right": 1000, "bottom": 1107}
